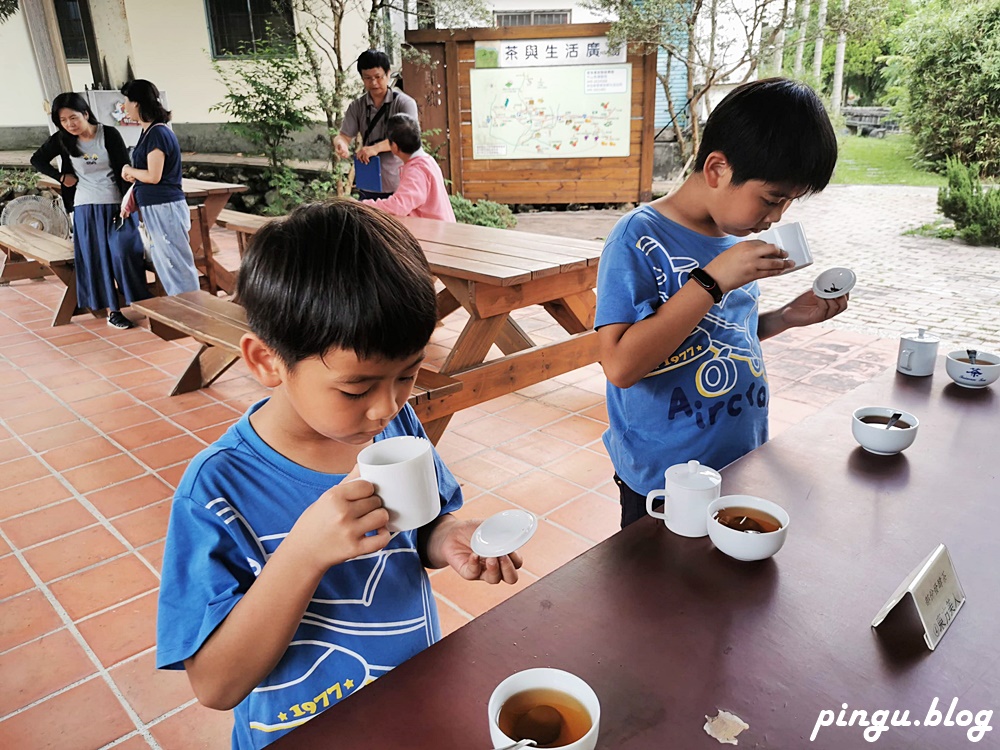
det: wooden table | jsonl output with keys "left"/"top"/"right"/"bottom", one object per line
{"left": 211, "top": 212, "right": 604, "bottom": 442}
{"left": 36, "top": 175, "right": 247, "bottom": 294}
{"left": 271, "top": 360, "right": 1000, "bottom": 749}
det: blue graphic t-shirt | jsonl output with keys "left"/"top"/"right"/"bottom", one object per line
{"left": 156, "top": 401, "right": 462, "bottom": 750}
{"left": 595, "top": 205, "right": 769, "bottom": 496}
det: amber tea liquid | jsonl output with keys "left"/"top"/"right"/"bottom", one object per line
{"left": 714, "top": 506, "right": 783, "bottom": 533}
{"left": 497, "top": 687, "right": 592, "bottom": 748}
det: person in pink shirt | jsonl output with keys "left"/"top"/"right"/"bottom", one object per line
{"left": 361, "top": 114, "right": 456, "bottom": 222}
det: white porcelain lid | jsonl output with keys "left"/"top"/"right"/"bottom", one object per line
{"left": 812, "top": 267, "right": 856, "bottom": 299}
{"left": 665, "top": 459, "right": 721, "bottom": 490}
{"left": 470, "top": 509, "right": 538, "bottom": 558}
{"left": 902, "top": 327, "right": 939, "bottom": 343}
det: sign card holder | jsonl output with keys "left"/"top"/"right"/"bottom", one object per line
{"left": 871, "top": 543, "right": 966, "bottom": 651}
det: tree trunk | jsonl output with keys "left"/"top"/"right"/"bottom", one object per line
{"left": 830, "top": 0, "right": 849, "bottom": 115}
{"left": 793, "top": 0, "right": 810, "bottom": 78}
{"left": 812, "top": 0, "right": 828, "bottom": 83}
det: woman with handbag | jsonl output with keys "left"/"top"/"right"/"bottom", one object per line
{"left": 31, "top": 93, "right": 150, "bottom": 329}
{"left": 119, "top": 79, "right": 200, "bottom": 296}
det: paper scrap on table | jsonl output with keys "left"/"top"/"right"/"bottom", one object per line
{"left": 704, "top": 710, "right": 749, "bottom": 745}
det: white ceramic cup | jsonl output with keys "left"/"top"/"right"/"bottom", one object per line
{"left": 357, "top": 436, "right": 440, "bottom": 532}
{"left": 758, "top": 221, "right": 814, "bottom": 274}
{"left": 896, "top": 328, "right": 939, "bottom": 377}
{"left": 488, "top": 668, "right": 600, "bottom": 750}
{"left": 645, "top": 460, "right": 722, "bottom": 538}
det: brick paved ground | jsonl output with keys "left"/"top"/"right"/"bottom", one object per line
{"left": 514, "top": 184, "right": 1000, "bottom": 353}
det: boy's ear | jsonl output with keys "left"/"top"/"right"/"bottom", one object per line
{"left": 240, "top": 332, "right": 284, "bottom": 388}
{"left": 702, "top": 151, "right": 731, "bottom": 189}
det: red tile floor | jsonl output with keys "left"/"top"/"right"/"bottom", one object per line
{"left": 0, "top": 230, "right": 898, "bottom": 748}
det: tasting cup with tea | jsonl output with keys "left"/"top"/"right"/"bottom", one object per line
{"left": 757, "top": 221, "right": 814, "bottom": 274}
{"left": 645, "top": 460, "right": 722, "bottom": 538}
{"left": 896, "top": 327, "right": 939, "bottom": 377}
{"left": 356, "top": 436, "right": 440, "bottom": 532}
{"left": 945, "top": 349, "right": 1000, "bottom": 389}
{"left": 851, "top": 406, "right": 919, "bottom": 455}
{"left": 706, "top": 495, "right": 789, "bottom": 562}
{"left": 488, "top": 668, "right": 600, "bottom": 750}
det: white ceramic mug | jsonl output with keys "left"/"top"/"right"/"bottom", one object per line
{"left": 488, "top": 668, "right": 600, "bottom": 750}
{"left": 357, "top": 436, "right": 440, "bottom": 532}
{"left": 896, "top": 328, "right": 939, "bottom": 377}
{"left": 645, "top": 460, "right": 722, "bottom": 538}
{"left": 758, "top": 221, "right": 814, "bottom": 274}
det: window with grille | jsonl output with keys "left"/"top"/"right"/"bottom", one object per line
{"left": 54, "top": 0, "right": 88, "bottom": 62}
{"left": 494, "top": 10, "right": 570, "bottom": 27}
{"left": 205, "top": 0, "right": 296, "bottom": 57}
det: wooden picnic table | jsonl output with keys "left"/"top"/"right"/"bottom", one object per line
{"left": 36, "top": 175, "right": 247, "bottom": 294}
{"left": 213, "top": 210, "right": 604, "bottom": 442}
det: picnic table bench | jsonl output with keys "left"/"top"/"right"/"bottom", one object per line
{"left": 210, "top": 209, "right": 604, "bottom": 442}
{"left": 130, "top": 291, "right": 463, "bottom": 420}
{"left": 0, "top": 224, "right": 95, "bottom": 326}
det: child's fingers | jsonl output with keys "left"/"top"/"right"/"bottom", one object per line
{"left": 356, "top": 525, "right": 391, "bottom": 555}
{"left": 358, "top": 504, "right": 390, "bottom": 531}
{"left": 497, "top": 555, "right": 520, "bottom": 584}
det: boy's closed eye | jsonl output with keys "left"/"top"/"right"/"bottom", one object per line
{"left": 340, "top": 373, "right": 418, "bottom": 400}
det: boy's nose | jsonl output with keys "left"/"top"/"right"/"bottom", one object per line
{"left": 367, "top": 385, "right": 400, "bottom": 422}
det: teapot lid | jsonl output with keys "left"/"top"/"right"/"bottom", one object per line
{"left": 903, "top": 327, "right": 939, "bottom": 342}
{"left": 665, "top": 459, "right": 722, "bottom": 489}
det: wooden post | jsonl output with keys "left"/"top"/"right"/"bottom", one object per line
{"left": 78, "top": 0, "right": 138, "bottom": 90}
{"left": 21, "top": 0, "right": 73, "bottom": 105}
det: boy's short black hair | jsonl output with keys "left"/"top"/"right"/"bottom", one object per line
{"left": 357, "top": 50, "right": 391, "bottom": 76}
{"left": 236, "top": 200, "right": 437, "bottom": 366}
{"left": 386, "top": 113, "right": 421, "bottom": 155}
{"left": 695, "top": 77, "right": 837, "bottom": 194}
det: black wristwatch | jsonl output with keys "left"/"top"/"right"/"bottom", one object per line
{"left": 689, "top": 267, "right": 724, "bottom": 304}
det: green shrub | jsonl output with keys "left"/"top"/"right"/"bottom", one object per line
{"left": 888, "top": 0, "right": 1000, "bottom": 177}
{"left": 449, "top": 194, "right": 517, "bottom": 229}
{"left": 938, "top": 158, "right": 1000, "bottom": 247}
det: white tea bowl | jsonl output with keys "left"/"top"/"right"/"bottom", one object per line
{"left": 851, "top": 406, "right": 919, "bottom": 455}
{"left": 945, "top": 349, "right": 1000, "bottom": 389}
{"left": 706, "top": 495, "right": 789, "bottom": 562}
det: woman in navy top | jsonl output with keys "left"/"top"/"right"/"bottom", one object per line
{"left": 119, "top": 79, "right": 200, "bottom": 296}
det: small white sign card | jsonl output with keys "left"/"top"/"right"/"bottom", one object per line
{"left": 871, "top": 543, "right": 966, "bottom": 651}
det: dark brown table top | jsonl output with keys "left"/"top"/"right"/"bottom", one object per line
{"left": 273, "top": 359, "right": 998, "bottom": 749}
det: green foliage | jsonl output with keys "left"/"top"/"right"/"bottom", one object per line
{"left": 449, "top": 194, "right": 517, "bottom": 229}
{"left": 0, "top": 0, "right": 17, "bottom": 24}
{"left": 937, "top": 157, "right": 1000, "bottom": 246}
{"left": 0, "top": 168, "right": 37, "bottom": 199}
{"left": 211, "top": 31, "right": 317, "bottom": 171}
{"left": 887, "top": 0, "right": 1000, "bottom": 177}
{"left": 259, "top": 166, "right": 346, "bottom": 216}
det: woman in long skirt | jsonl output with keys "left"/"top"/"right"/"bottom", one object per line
{"left": 119, "top": 79, "right": 200, "bottom": 296}
{"left": 31, "top": 93, "right": 149, "bottom": 328}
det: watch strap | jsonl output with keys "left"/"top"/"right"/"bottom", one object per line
{"left": 690, "top": 267, "right": 723, "bottom": 304}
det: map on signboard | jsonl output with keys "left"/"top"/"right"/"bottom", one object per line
{"left": 470, "top": 64, "right": 632, "bottom": 160}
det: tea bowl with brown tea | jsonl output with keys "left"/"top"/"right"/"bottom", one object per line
{"left": 488, "top": 668, "right": 600, "bottom": 750}
{"left": 851, "top": 406, "right": 919, "bottom": 455}
{"left": 706, "top": 495, "right": 790, "bottom": 562}
{"left": 945, "top": 349, "right": 1000, "bottom": 389}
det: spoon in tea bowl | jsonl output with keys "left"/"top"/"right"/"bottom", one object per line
{"left": 493, "top": 740, "right": 537, "bottom": 750}
{"left": 884, "top": 412, "right": 903, "bottom": 430}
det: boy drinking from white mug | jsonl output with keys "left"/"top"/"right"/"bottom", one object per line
{"left": 156, "top": 200, "right": 521, "bottom": 749}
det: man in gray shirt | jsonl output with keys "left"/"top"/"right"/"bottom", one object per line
{"left": 335, "top": 50, "right": 419, "bottom": 199}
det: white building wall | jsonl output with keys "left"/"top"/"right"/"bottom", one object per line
{"left": 488, "top": 0, "right": 607, "bottom": 25}
{"left": 1, "top": 2, "right": 374, "bottom": 129}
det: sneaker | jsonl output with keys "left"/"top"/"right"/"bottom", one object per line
{"left": 107, "top": 311, "right": 135, "bottom": 329}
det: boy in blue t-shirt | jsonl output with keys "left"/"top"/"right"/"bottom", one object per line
{"left": 596, "top": 78, "right": 848, "bottom": 527}
{"left": 156, "top": 201, "right": 522, "bottom": 749}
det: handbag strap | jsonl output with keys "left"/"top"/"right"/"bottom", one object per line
{"left": 363, "top": 103, "right": 390, "bottom": 146}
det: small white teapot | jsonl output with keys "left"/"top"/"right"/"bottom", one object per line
{"left": 645, "top": 459, "right": 722, "bottom": 537}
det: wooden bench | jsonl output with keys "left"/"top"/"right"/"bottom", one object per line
{"left": 0, "top": 224, "right": 97, "bottom": 326}
{"left": 215, "top": 208, "right": 274, "bottom": 258}
{"left": 130, "top": 291, "right": 463, "bottom": 428}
